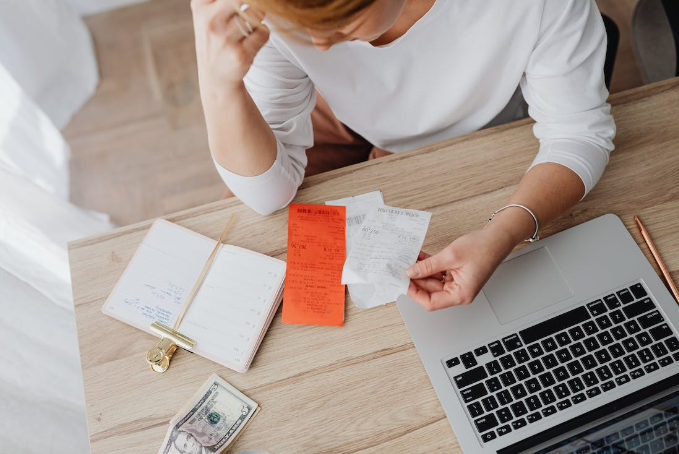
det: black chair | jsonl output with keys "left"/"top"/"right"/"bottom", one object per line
{"left": 632, "top": 0, "right": 679, "bottom": 83}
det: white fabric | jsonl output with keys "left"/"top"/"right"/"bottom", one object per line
{"left": 214, "top": 0, "right": 616, "bottom": 215}
{"left": 0, "top": 63, "right": 71, "bottom": 199}
{"left": 0, "top": 164, "right": 117, "bottom": 454}
{"left": 0, "top": 0, "right": 98, "bottom": 130}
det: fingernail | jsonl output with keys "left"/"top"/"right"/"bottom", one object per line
{"left": 406, "top": 267, "right": 419, "bottom": 278}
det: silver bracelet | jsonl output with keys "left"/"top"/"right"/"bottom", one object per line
{"left": 487, "top": 204, "right": 540, "bottom": 242}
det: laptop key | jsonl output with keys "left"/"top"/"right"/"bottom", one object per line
{"left": 486, "top": 360, "right": 502, "bottom": 376}
{"left": 510, "top": 383, "right": 528, "bottom": 400}
{"left": 528, "top": 343, "right": 544, "bottom": 358}
{"left": 541, "top": 337, "right": 558, "bottom": 352}
{"left": 659, "top": 356, "right": 674, "bottom": 367}
{"left": 611, "top": 326, "right": 628, "bottom": 340}
{"left": 500, "top": 354, "right": 517, "bottom": 370}
{"left": 644, "top": 362, "right": 660, "bottom": 374}
{"left": 514, "top": 349, "right": 531, "bottom": 364}
{"left": 637, "top": 332, "right": 654, "bottom": 347}
{"left": 569, "top": 326, "right": 586, "bottom": 341}
{"left": 615, "top": 374, "right": 631, "bottom": 386}
{"left": 584, "top": 337, "right": 600, "bottom": 352}
{"left": 625, "top": 320, "right": 642, "bottom": 335}
{"left": 596, "top": 315, "right": 613, "bottom": 330}
{"left": 514, "top": 365, "right": 530, "bottom": 381}
{"left": 461, "top": 352, "right": 477, "bottom": 368}
{"left": 461, "top": 383, "right": 488, "bottom": 403}
{"left": 557, "top": 399, "right": 572, "bottom": 411}
{"left": 597, "top": 331, "right": 615, "bottom": 346}
{"left": 542, "top": 405, "right": 557, "bottom": 417}
{"left": 583, "top": 320, "right": 599, "bottom": 336}
{"left": 500, "top": 371, "right": 517, "bottom": 387}
{"left": 512, "top": 418, "right": 527, "bottom": 430}
{"left": 601, "top": 380, "right": 616, "bottom": 392}
{"left": 481, "top": 431, "right": 496, "bottom": 443}
{"left": 567, "top": 360, "right": 584, "bottom": 376}
{"left": 527, "top": 412, "right": 542, "bottom": 423}
{"left": 674, "top": 352, "right": 679, "bottom": 361}
{"left": 454, "top": 366, "right": 489, "bottom": 389}
{"left": 486, "top": 377, "right": 502, "bottom": 393}
{"left": 489, "top": 341, "right": 505, "bottom": 357}
{"left": 609, "top": 344, "right": 626, "bottom": 358}
{"left": 586, "top": 387, "right": 601, "bottom": 398}
{"left": 475, "top": 414, "right": 499, "bottom": 434}
{"left": 638, "top": 348, "right": 654, "bottom": 363}
{"left": 665, "top": 337, "right": 679, "bottom": 352}
{"left": 617, "top": 288, "right": 635, "bottom": 304}
{"left": 639, "top": 311, "right": 664, "bottom": 330}
{"left": 588, "top": 300, "right": 607, "bottom": 316}
{"left": 556, "top": 332, "right": 572, "bottom": 347}
{"left": 510, "top": 401, "right": 528, "bottom": 417}
{"left": 623, "top": 338, "right": 640, "bottom": 352}
{"left": 474, "top": 345, "right": 489, "bottom": 356}
{"left": 595, "top": 349, "right": 612, "bottom": 364}
{"left": 610, "top": 310, "right": 626, "bottom": 324}
{"left": 526, "top": 395, "right": 542, "bottom": 411}
{"left": 482, "top": 395, "right": 499, "bottom": 412}
{"left": 604, "top": 294, "right": 622, "bottom": 309}
{"left": 570, "top": 342, "right": 587, "bottom": 357}
{"left": 596, "top": 365, "right": 613, "bottom": 381}
{"left": 630, "top": 368, "right": 645, "bottom": 379}
{"left": 497, "top": 390, "right": 513, "bottom": 406}
{"left": 538, "top": 372, "right": 556, "bottom": 388}
{"left": 567, "top": 377, "right": 585, "bottom": 393}
{"left": 497, "top": 407, "right": 513, "bottom": 423}
{"left": 623, "top": 298, "right": 655, "bottom": 318}
{"left": 496, "top": 425, "right": 512, "bottom": 436}
{"left": 468, "top": 402, "right": 484, "bottom": 418}
{"left": 539, "top": 389, "right": 557, "bottom": 405}
{"left": 582, "top": 354, "right": 598, "bottom": 370}
{"left": 650, "top": 324, "right": 673, "bottom": 342}
{"left": 554, "top": 384, "right": 570, "bottom": 399}
{"left": 610, "top": 360, "right": 627, "bottom": 375}
{"left": 446, "top": 357, "right": 460, "bottom": 368}
{"left": 624, "top": 354, "right": 641, "bottom": 369}
{"left": 652, "top": 342, "right": 669, "bottom": 358}
{"left": 554, "top": 366, "right": 570, "bottom": 382}
{"left": 528, "top": 359, "right": 545, "bottom": 375}
{"left": 503, "top": 334, "right": 523, "bottom": 351}
{"left": 630, "top": 283, "right": 648, "bottom": 299}
{"left": 543, "top": 354, "right": 559, "bottom": 369}
{"left": 525, "top": 378, "right": 541, "bottom": 394}
{"left": 556, "top": 348, "right": 573, "bottom": 363}
{"left": 572, "top": 393, "right": 586, "bottom": 404}
{"left": 582, "top": 371, "right": 599, "bottom": 386}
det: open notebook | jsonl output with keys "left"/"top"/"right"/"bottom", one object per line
{"left": 102, "top": 219, "right": 286, "bottom": 373}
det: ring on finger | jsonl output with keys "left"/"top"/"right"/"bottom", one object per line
{"left": 234, "top": 15, "right": 253, "bottom": 38}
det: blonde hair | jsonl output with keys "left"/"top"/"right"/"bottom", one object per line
{"left": 245, "top": 0, "right": 378, "bottom": 32}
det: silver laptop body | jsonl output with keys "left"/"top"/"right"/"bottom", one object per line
{"left": 397, "top": 214, "right": 679, "bottom": 453}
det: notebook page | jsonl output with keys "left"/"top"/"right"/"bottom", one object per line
{"left": 103, "top": 219, "right": 286, "bottom": 371}
{"left": 103, "top": 220, "right": 214, "bottom": 332}
{"left": 181, "top": 245, "right": 285, "bottom": 370}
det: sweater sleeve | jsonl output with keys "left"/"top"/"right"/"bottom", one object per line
{"left": 521, "top": 0, "right": 616, "bottom": 197}
{"left": 213, "top": 39, "right": 314, "bottom": 215}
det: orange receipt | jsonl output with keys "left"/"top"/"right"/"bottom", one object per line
{"left": 282, "top": 203, "right": 346, "bottom": 326}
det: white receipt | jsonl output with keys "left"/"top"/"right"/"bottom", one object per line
{"left": 341, "top": 204, "right": 431, "bottom": 302}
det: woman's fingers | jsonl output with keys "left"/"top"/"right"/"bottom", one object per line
{"left": 406, "top": 248, "right": 454, "bottom": 279}
{"left": 407, "top": 281, "right": 470, "bottom": 311}
{"left": 242, "top": 23, "right": 270, "bottom": 53}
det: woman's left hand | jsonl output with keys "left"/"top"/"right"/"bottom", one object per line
{"left": 405, "top": 226, "right": 517, "bottom": 311}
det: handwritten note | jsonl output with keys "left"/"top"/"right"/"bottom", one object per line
{"left": 342, "top": 205, "right": 431, "bottom": 295}
{"left": 282, "top": 204, "right": 346, "bottom": 326}
{"left": 103, "top": 219, "right": 286, "bottom": 372}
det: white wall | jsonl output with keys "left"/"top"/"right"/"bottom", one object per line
{"left": 62, "top": 0, "right": 150, "bottom": 16}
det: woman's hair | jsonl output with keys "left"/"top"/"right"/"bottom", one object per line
{"left": 246, "top": 0, "right": 378, "bottom": 32}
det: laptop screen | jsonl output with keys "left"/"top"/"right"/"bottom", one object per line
{"left": 537, "top": 389, "right": 679, "bottom": 454}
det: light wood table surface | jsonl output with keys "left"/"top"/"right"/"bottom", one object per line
{"left": 69, "top": 77, "right": 679, "bottom": 453}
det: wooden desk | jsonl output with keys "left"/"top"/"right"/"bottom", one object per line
{"left": 69, "top": 78, "right": 679, "bottom": 453}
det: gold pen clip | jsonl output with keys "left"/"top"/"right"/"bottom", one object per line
{"left": 146, "top": 214, "right": 237, "bottom": 373}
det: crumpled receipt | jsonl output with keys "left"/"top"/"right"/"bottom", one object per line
{"left": 330, "top": 194, "right": 431, "bottom": 309}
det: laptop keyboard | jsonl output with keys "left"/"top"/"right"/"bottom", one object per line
{"left": 442, "top": 282, "right": 679, "bottom": 444}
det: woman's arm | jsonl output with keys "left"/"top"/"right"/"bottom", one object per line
{"left": 406, "top": 0, "right": 615, "bottom": 310}
{"left": 192, "top": 0, "right": 313, "bottom": 215}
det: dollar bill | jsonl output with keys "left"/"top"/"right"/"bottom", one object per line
{"left": 158, "top": 373, "right": 259, "bottom": 454}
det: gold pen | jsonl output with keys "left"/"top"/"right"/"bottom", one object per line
{"left": 634, "top": 215, "right": 679, "bottom": 303}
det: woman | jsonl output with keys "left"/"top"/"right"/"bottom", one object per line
{"left": 191, "top": 0, "right": 615, "bottom": 311}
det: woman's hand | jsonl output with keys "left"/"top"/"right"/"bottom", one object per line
{"left": 191, "top": 0, "right": 269, "bottom": 94}
{"left": 406, "top": 224, "right": 518, "bottom": 311}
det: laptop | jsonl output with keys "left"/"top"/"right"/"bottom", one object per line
{"left": 397, "top": 214, "right": 679, "bottom": 454}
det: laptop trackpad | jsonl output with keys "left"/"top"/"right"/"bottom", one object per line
{"left": 483, "top": 247, "right": 573, "bottom": 325}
